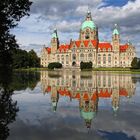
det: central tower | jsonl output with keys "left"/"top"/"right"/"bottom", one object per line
{"left": 79, "top": 10, "right": 98, "bottom": 41}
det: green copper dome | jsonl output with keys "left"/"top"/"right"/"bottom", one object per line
{"left": 113, "top": 28, "right": 119, "bottom": 35}
{"left": 81, "top": 110, "right": 96, "bottom": 120}
{"left": 81, "top": 20, "right": 96, "bottom": 30}
{"left": 52, "top": 32, "right": 57, "bottom": 38}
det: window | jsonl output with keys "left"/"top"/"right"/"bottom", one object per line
{"left": 66, "top": 55, "right": 69, "bottom": 60}
{"left": 72, "top": 54, "right": 76, "bottom": 60}
{"left": 80, "top": 53, "right": 84, "bottom": 61}
{"left": 98, "top": 54, "right": 101, "bottom": 64}
{"left": 80, "top": 53, "right": 84, "bottom": 57}
{"left": 108, "top": 54, "right": 111, "bottom": 63}
{"left": 103, "top": 54, "right": 106, "bottom": 64}
{"left": 88, "top": 53, "right": 92, "bottom": 58}
{"left": 61, "top": 55, "right": 64, "bottom": 60}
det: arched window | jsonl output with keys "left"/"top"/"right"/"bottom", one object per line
{"left": 103, "top": 54, "right": 106, "bottom": 64}
{"left": 66, "top": 55, "right": 69, "bottom": 60}
{"left": 61, "top": 55, "right": 64, "bottom": 60}
{"left": 72, "top": 54, "right": 76, "bottom": 60}
{"left": 98, "top": 54, "right": 101, "bottom": 64}
{"left": 80, "top": 53, "right": 84, "bottom": 57}
{"left": 88, "top": 53, "right": 92, "bottom": 58}
{"left": 108, "top": 54, "right": 111, "bottom": 63}
{"left": 57, "top": 55, "right": 60, "bottom": 61}
{"left": 80, "top": 53, "right": 84, "bottom": 61}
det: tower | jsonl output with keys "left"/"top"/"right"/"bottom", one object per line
{"left": 112, "top": 24, "right": 120, "bottom": 51}
{"left": 112, "top": 24, "right": 120, "bottom": 67}
{"left": 51, "top": 29, "right": 59, "bottom": 53}
{"left": 79, "top": 10, "right": 98, "bottom": 41}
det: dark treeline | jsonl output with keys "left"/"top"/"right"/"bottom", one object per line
{"left": 131, "top": 57, "right": 140, "bottom": 69}
{"left": 11, "top": 49, "right": 40, "bottom": 69}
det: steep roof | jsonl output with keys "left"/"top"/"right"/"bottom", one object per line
{"left": 58, "top": 44, "right": 70, "bottom": 52}
{"left": 44, "top": 41, "right": 129, "bottom": 54}
{"left": 120, "top": 44, "right": 128, "bottom": 52}
{"left": 98, "top": 42, "right": 112, "bottom": 51}
{"left": 113, "top": 28, "right": 119, "bottom": 35}
{"left": 45, "top": 47, "right": 51, "bottom": 54}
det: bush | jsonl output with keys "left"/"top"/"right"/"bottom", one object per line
{"left": 48, "top": 62, "right": 62, "bottom": 70}
{"left": 80, "top": 61, "right": 93, "bottom": 70}
{"left": 131, "top": 57, "right": 138, "bottom": 68}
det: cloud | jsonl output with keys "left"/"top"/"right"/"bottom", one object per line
{"left": 12, "top": 0, "right": 140, "bottom": 56}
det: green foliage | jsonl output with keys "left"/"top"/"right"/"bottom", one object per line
{"left": 0, "top": 0, "right": 32, "bottom": 66}
{"left": 28, "top": 49, "right": 40, "bottom": 67}
{"left": 48, "top": 62, "right": 62, "bottom": 70}
{"left": 80, "top": 61, "right": 93, "bottom": 70}
{"left": 131, "top": 57, "right": 138, "bottom": 68}
{"left": 0, "top": 68, "right": 19, "bottom": 140}
{"left": 11, "top": 48, "right": 40, "bottom": 69}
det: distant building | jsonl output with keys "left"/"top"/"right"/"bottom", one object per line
{"left": 41, "top": 10, "right": 136, "bottom": 68}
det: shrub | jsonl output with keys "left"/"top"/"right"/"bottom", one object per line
{"left": 80, "top": 61, "right": 93, "bottom": 70}
{"left": 48, "top": 62, "right": 62, "bottom": 70}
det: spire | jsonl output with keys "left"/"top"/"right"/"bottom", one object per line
{"left": 113, "top": 24, "right": 119, "bottom": 35}
{"left": 86, "top": 6, "right": 92, "bottom": 21}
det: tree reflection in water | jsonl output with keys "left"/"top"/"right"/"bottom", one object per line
{"left": 0, "top": 68, "right": 19, "bottom": 140}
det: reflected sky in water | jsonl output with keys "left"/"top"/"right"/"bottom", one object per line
{"left": 7, "top": 70, "right": 140, "bottom": 140}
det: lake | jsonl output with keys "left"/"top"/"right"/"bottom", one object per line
{"left": 1, "top": 70, "right": 140, "bottom": 140}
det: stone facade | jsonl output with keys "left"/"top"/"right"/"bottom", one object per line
{"left": 41, "top": 11, "right": 136, "bottom": 68}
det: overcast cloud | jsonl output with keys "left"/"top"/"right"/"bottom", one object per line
{"left": 12, "top": 0, "right": 140, "bottom": 56}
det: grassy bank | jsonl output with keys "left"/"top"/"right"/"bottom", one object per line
{"left": 14, "top": 67, "right": 140, "bottom": 74}
{"left": 14, "top": 67, "right": 48, "bottom": 72}
{"left": 93, "top": 67, "right": 131, "bottom": 71}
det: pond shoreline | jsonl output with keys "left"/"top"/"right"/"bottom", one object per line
{"left": 14, "top": 67, "right": 140, "bottom": 74}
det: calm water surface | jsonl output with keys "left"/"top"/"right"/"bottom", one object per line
{"left": 1, "top": 70, "right": 140, "bottom": 140}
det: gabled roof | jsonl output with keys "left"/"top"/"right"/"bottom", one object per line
{"left": 58, "top": 44, "right": 70, "bottom": 52}
{"left": 98, "top": 42, "right": 112, "bottom": 51}
{"left": 120, "top": 44, "right": 128, "bottom": 52}
{"left": 74, "top": 40, "right": 97, "bottom": 48}
{"left": 45, "top": 47, "right": 51, "bottom": 54}
{"left": 44, "top": 41, "right": 129, "bottom": 54}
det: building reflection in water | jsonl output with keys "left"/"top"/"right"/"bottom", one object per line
{"left": 40, "top": 70, "right": 136, "bottom": 128}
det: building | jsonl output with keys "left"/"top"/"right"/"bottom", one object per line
{"left": 41, "top": 10, "right": 136, "bottom": 68}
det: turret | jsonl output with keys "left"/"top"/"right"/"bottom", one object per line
{"left": 51, "top": 29, "right": 59, "bottom": 53}
{"left": 79, "top": 9, "right": 98, "bottom": 41}
{"left": 112, "top": 24, "right": 120, "bottom": 51}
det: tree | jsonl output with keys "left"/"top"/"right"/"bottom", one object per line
{"left": 11, "top": 48, "right": 40, "bottom": 68}
{"left": 131, "top": 57, "right": 138, "bottom": 68}
{"left": 0, "top": 0, "right": 32, "bottom": 67}
{"left": 28, "top": 49, "right": 40, "bottom": 67}
{"left": 137, "top": 59, "right": 140, "bottom": 69}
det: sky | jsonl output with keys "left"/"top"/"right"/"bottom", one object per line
{"left": 12, "top": 0, "right": 140, "bottom": 56}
